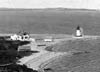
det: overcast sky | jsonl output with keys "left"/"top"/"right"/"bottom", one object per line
{"left": 0, "top": 0, "right": 100, "bottom": 9}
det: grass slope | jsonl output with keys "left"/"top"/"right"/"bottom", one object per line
{"left": 43, "top": 39, "right": 100, "bottom": 72}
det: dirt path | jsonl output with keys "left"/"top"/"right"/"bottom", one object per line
{"left": 17, "top": 40, "right": 70, "bottom": 70}
{"left": 25, "top": 51, "right": 68, "bottom": 70}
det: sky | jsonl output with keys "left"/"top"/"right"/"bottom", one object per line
{"left": 0, "top": 0, "right": 100, "bottom": 9}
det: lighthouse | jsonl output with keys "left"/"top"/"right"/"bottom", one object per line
{"left": 75, "top": 25, "right": 84, "bottom": 37}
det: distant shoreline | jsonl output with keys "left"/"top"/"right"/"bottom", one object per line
{"left": 0, "top": 8, "right": 98, "bottom": 11}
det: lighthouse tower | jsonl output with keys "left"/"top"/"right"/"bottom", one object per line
{"left": 75, "top": 25, "right": 84, "bottom": 37}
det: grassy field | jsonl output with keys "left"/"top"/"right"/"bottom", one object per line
{"left": 44, "top": 39, "right": 100, "bottom": 72}
{"left": 0, "top": 8, "right": 100, "bottom": 35}
{"left": 48, "top": 38, "right": 100, "bottom": 53}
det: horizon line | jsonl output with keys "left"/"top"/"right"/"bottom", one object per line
{"left": 0, "top": 7, "right": 99, "bottom": 10}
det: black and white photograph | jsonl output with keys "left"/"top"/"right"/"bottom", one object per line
{"left": 0, "top": 0, "right": 100, "bottom": 72}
